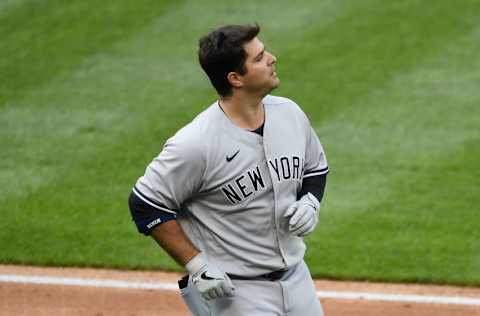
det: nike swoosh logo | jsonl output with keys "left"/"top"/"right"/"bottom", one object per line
{"left": 201, "top": 272, "right": 222, "bottom": 280}
{"left": 226, "top": 150, "right": 240, "bottom": 162}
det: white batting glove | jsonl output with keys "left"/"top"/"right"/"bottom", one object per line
{"left": 186, "top": 252, "right": 235, "bottom": 301}
{"left": 284, "top": 193, "right": 320, "bottom": 237}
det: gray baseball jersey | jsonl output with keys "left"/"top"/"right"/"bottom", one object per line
{"left": 134, "top": 95, "right": 328, "bottom": 276}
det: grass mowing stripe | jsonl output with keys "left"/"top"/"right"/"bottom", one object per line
{"left": 276, "top": 0, "right": 479, "bottom": 122}
{"left": 0, "top": 1, "right": 212, "bottom": 205}
{"left": 306, "top": 23, "right": 480, "bottom": 285}
{"left": 311, "top": 139, "right": 480, "bottom": 284}
{"left": 0, "top": 0, "right": 29, "bottom": 15}
{"left": 0, "top": 0, "right": 182, "bottom": 107}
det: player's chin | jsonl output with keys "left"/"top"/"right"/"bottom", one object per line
{"left": 271, "top": 77, "right": 280, "bottom": 89}
{"left": 265, "top": 81, "right": 280, "bottom": 95}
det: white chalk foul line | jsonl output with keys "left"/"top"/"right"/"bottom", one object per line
{"left": 316, "top": 291, "right": 480, "bottom": 306}
{"left": 0, "top": 275, "right": 177, "bottom": 291}
{"left": 1, "top": 274, "right": 480, "bottom": 306}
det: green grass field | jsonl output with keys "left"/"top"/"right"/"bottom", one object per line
{"left": 1, "top": 0, "right": 479, "bottom": 286}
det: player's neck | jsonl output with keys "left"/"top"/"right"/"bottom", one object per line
{"left": 219, "top": 93, "right": 264, "bottom": 131}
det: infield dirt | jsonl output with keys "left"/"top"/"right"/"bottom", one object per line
{"left": 1, "top": 265, "right": 479, "bottom": 316}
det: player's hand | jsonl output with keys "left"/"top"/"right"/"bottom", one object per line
{"left": 186, "top": 252, "right": 235, "bottom": 300}
{"left": 284, "top": 193, "right": 320, "bottom": 237}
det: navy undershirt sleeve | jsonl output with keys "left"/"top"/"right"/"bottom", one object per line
{"left": 128, "top": 191, "right": 176, "bottom": 236}
{"left": 298, "top": 173, "right": 327, "bottom": 202}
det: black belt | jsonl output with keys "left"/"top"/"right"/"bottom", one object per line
{"left": 228, "top": 269, "right": 289, "bottom": 282}
{"left": 178, "top": 268, "right": 290, "bottom": 290}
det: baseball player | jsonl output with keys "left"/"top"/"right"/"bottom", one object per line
{"left": 128, "top": 24, "right": 329, "bottom": 315}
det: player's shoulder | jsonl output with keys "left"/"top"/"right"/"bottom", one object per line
{"left": 263, "top": 94, "right": 295, "bottom": 105}
{"left": 263, "top": 94, "right": 306, "bottom": 116}
{"left": 167, "top": 101, "right": 219, "bottom": 147}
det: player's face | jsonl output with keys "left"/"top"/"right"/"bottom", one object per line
{"left": 240, "top": 37, "right": 280, "bottom": 95}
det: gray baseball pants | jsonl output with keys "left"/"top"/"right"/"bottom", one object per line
{"left": 180, "top": 260, "right": 324, "bottom": 316}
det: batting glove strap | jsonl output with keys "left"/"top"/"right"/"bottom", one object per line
{"left": 302, "top": 192, "right": 320, "bottom": 212}
{"left": 185, "top": 252, "right": 208, "bottom": 276}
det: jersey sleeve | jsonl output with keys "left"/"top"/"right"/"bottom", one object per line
{"left": 304, "top": 123, "right": 329, "bottom": 179}
{"left": 133, "top": 132, "right": 206, "bottom": 215}
{"left": 285, "top": 97, "right": 329, "bottom": 178}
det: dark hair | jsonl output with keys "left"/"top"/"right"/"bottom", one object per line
{"left": 198, "top": 24, "right": 260, "bottom": 96}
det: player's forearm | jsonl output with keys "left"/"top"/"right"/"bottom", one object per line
{"left": 150, "top": 220, "right": 200, "bottom": 266}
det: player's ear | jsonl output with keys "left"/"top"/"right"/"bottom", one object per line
{"left": 227, "top": 72, "right": 243, "bottom": 89}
